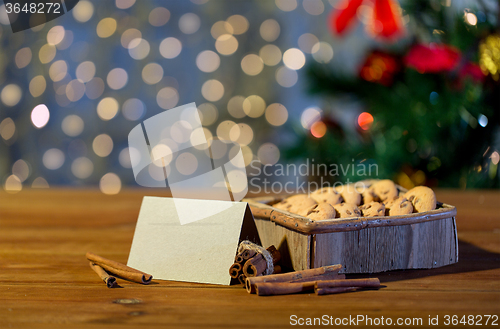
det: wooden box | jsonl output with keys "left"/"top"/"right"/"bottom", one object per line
{"left": 245, "top": 186, "right": 458, "bottom": 274}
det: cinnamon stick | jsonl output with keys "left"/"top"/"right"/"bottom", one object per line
{"left": 89, "top": 262, "right": 117, "bottom": 288}
{"left": 254, "top": 278, "right": 380, "bottom": 296}
{"left": 316, "top": 278, "right": 380, "bottom": 289}
{"left": 229, "top": 263, "right": 242, "bottom": 278}
{"left": 86, "top": 252, "right": 152, "bottom": 284}
{"left": 246, "top": 264, "right": 342, "bottom": 293}
{"left": 266, "top": 245, "right": 281, "bottom": 264}
{"left": 238, "top": 273, "right": 247, "bottom": 285}
{"left": 255, "top": 281, "right": 316, "bottom": 296}
{"left": 290, "top": 272, "right": 345, "bottom": 283}
{"left": 235, "top": 253, "right": 245, "bottom": 264}
{"left": 315, "top": 287, "right": 357, "bottom": 295}
{"left": 243, "top": 254, "right": 267, "bottom": 277}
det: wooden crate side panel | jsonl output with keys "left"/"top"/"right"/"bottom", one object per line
{"left": 254, "top": 218, "right": 310, "bottom": 271}
{"left": 313, "top": 217, "right": 458, "bottom": 273}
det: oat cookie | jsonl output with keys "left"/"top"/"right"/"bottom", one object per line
{"left": 332, "top": 203, "right": 362, "bottom": 218}
{"left": 310, "top": 187, "right": 343, "bottom": 205}
{"left": 273, "top": 194, "right": 309, "bottom": 213}
{"left": 384, "top": 196, "right": 413, "bottom": 216}
{"left": 359, "top": 201, "right": 385, "bottom": 217}
{"left": 371, "top": 179, "right": 399, "bottom": 202}
{"left": 300, "top": 203, "right": 337, "bottom": 220}
{"left": 336, "top": 185, "right": 362, "bottom": 206}
{"left": 277, "top": 194, "right": 317, "bottom": 214}
{"left": 404, "top": 186, "right": 436, "bottom": 213}
{"left": 361, "top": 188, "right": 376, "bottom": 204}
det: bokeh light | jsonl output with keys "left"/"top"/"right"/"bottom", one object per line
{"left": 29, "top": 75, "right": 47, "bottom": 97}
{"left": 283, "top": 48, "right": 306, "bottom": 70}
{"left": 43, "top": 148, "right": 65, "bottom": 170}
{"left": 32, "top": 177, "right": 49, "bottom": 188}
{"left": 12, "top": 159, "right": 30, "bottom": 182}
{"left": 128, "top": 38, "right": 150, "bottom": 60}
{"left": 197, "top": 103, "right": 219, "bottom": 126}
{"left": 49, "top": 60, "right": 68, "bottom": 82}
{"left": 149, "top": 7, "right": 170, "bottom": 27}
{"left": 121, "top": 28, "right": 142, "bottom": 48}
{"left": 260, "top": 19, "right": 280, "bottom": 42}
{"left": 201, "top": 79, "right": 225, "bottom": 102}
{"left": 4, "top": 175, "right": 22, "bottom": 193}
{"left": 107, "top": 68, "right": 128, "bottom": 90}
{"left": 39, "top": 44, "right": 56, "bottom": 64}
{"left": 93, "top": 134, "right": 114, "bottom": 157}
{"left": 1, "top": 84, "right": 22, "bottom": 106}
{"left": 122, "top": 98, "right": 146, "bottom": 121}
{"left": 76, "top": 61, "right": 96, "bottom": 83}
{"left": 298, "top": 33, "right": 319, "bottom": 53}
{"left": 160, "top": 37, "right": 182, "bottom": 59}
{"left": 229, "top": 123, "right": 254, "bottom": 146}
{"left": 157, "top": 87, "right": 179, "bottom": 109}
{"left": 243, "top": 95, "right": 266, "bottom": 118}
{"left": 275, "top": 66, "right": 298, "bottom": 87}
{"left": 72, "top": 0, "right": 94, "bottom": 23}
{"left": 217, "top": 120, "right": 237, "bottom": 140}
{"left": 301, "top": 106, "right": 322, "bottom": 129}
{"left": 100, "top": 173, "right": 122, "bottom": 195}
{"left": 259, "top": 44, "right": 282, "bottom": 66}
{"left": 215, "top": 34, "right": 238, "bottom": 55}
{"left": 257, "top": 143, "right": 280, "bottom": 165}
{"left": 61, "top": 115, "right": 84, "bottom": 137}
{"left": 265, "top": 103, "right": 288, "bottom": 126}
{"left": 72, "top": 157, "right": 94, "bottom": 179}
{"left": 179, "top": 13, "right": 201, "bottom": 34}
{"left": 31, "top": 104, "right": 50, "bottom": 128}
{"left": 66, "top": 79, "right": 86, "bottom": 102}
{"left": 196, "top": 50, "right": 221, "bottom": 73}
{"left": 310, "top": 121, "right": 327, "bottom": 138}
{"left": 176, "top": 152, "right": 198, "bottom": 175}
{"left": 303, "top": 0, "right": 324, "bottom": 15}
{"left": 241, "top": 54, "right": 264, "bottom": 76}
{"left": 227, "top": 96, "right": 246, "bottom": 119}
{"left": 0, "top": 118, "right": 16, "bottom": 141}
{"left": 47, "top": 26, "right": 65, "bottom": 45}
{"left": 211, "top": 21, "right": 234, "bottom": 39}
{"left": 275, "top": 0, "right": 297, "bottom": 12}
{"left": 97, "top": 97, "right": 119, "bottom": 121}
{"left": 15, "top": 47, "right": 32, "bottom": 68}
{"left": 227, "top": 15, "right": 249, "bottom": 35}
{"left": 312, "top": 42, "right": 334, "bottom": 63}
{"left": 358, "top": 112, "right": 374, "bottom": 130}
{"left": 116, "top": 0, "right": 135, "bottom": 9}
{"left": 142, "top": 63, "right": 164, "bottom": 84}
{"left": 96, "top": 18, "right": 117, "bottom": 38}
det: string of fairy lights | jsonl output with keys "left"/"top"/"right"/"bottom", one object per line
{"left": 0, "top": 0, "right": 341, "bottom": 194}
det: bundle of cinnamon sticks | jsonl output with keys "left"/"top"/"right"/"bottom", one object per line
{"left": 229, "top": 245, "right": 281, "bottom": 284}
{"left": 245, "top": 264, "right": 381, "bottom": 296}
{"left": 86, "top": 252, "right": 153, "bottom": 288}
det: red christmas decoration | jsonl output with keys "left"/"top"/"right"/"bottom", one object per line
{"left": 360, "top": 51, "right": 399, "bottom": 85}
{"left": 459, "top": 62, "right": 486, "bottom": 83}
{"left": 404, "top": 43, "right": 461, "bottom": 73}
{"left": 330, "top": 0, "right": 404, "bottom": 41}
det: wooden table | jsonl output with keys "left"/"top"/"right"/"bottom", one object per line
{"left": 1, "top": 189, "right": 499, "bottom": 328}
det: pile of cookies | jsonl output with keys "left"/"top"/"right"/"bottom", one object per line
{"left": 273, "top": 180, "right": 437, "bottom": 220}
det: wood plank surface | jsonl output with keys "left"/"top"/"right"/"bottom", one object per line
{"left": 0, "top": 189, "right": 499, "bottom": 328}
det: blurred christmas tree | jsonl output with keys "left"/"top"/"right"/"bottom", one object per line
{"left": 288, "top": 0, "right": 500, "bottom": 189}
